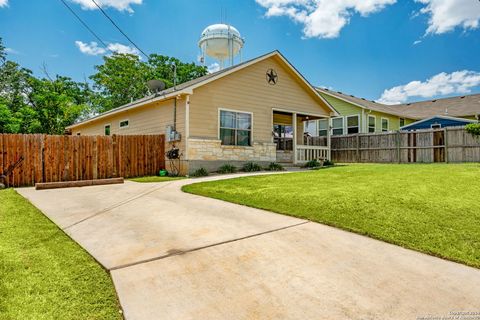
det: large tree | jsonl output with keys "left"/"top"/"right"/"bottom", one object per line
{"left": 91, "top": 53, "right": 207, "bottom": 112}
{"left": 0, "top": 38, "right": 95, "bottom": 134}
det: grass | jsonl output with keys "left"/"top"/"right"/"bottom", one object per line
{"left": 129, "top": 176, "right": 185, "bottom": 183}
{"left": 0, "top": 189, "right": 122, "bottom": 320}
{"left": 183, "top": 164, "right": 480, "bottom": 268}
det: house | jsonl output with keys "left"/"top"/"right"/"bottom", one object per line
{"left": 311, "top": 89, "right": 479, "bottom": 136}
{"left": 66, "top": 51, "right": 338, "bottom": 175}
{"left": 392, "top": 93, "right": 480, "bottom": 121}
{"left": 314, "top": 88, "right": 417, "bottom": 136}
{"left": 400, "top": 115, "right": 476, "bottom": 131}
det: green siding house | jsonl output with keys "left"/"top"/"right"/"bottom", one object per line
{"left": 308, "top": 89, "right": 479, "bottom": 137}
{"left": 311, "top": 88, "right": 416, "bottom": 136}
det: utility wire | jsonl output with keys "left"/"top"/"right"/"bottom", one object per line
{"left": 90, "top": 0, "right": 150, "bottom": 59}
{"left": 58, "top": 0, "right": 110, "bottom": 51}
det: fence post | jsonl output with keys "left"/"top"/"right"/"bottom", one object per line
{"left": 396, "top": 131, "right": 401, "bottom": 163}
{"left": 444, "top": 127, "right": 449, "bottom": 163}
{"left": 356, "top": 134, "right": 360, "bottom": 162}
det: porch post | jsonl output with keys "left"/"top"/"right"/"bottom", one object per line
{"left": 327, "top": 116, "right": 332, "bottom": 160}
{"left": 293, "top": 112, "right": 297, "bottom": 164}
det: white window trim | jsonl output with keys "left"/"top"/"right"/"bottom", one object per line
{"left": 119, "top": 119, "right": 130, "bottom": 129}
{"left": 331, "top": 116, "right": 344, "bottom": 136}
{"left": 381, "top": 117, "right": 389, "bottom": 132}
{"left": 346, "top": 115, "right": 360, "bottom": 134}
{"left": 104, "top": 123, "right": 111, "bottom": 136}
{"left": 368, "top": 115, "right": 376, "bottom": 133}
{"left": 218, "top": 108, "right": 253, "bottom": 147}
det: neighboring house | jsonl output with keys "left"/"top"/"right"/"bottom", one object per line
{"left": 393, "top": 94, "right": 480, "bottom": 121}
{"left": 312, "top": 88, "right": 480, "bottom": 136}
{"left": 66, "top": 51, "right": 338, "bottom": 174}
{"left": 314, "top": 88, "right": 417, "bottom": 136}
{"left": 400, "top": 115, "right": 476, "bottom": 131}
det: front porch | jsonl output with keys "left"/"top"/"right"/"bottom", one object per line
{"left": 273, "top": 110, "right": 330, "bottom": 165}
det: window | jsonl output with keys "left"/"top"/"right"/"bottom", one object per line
{"left": 381, "top": 118, "right": 389, "bottom": 132}
{"left": 304, "top": 120, "right": 317, "bottom": 136}
{"left": 104, "top": 124, "right": 111, "bottom": 136}
{"left": 331, "top": 117, "right": 344, "bottom": 136}
{"left": 346, "top": 115, "right": 359, "bottom": 134}
{"left": 318, "top": 119, "right": 328, "bottom": 137}
{"left": 431, "top": 123, "right": 441, "bottom": 129}
{"left": 219, "top": 110, "right": 252, "bottom": 146}
{"left": 399, "top": 118, "right": 405, "bottom": 128}
{"left": 368, "top": 115, "right": 376, "bottom": 133}
{"left": 119, "top": 120, "right": 129, "bottom": 128}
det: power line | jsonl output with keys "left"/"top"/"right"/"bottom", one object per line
{"left": 90, "top": 0, "right": 149, "bottom": 59}
{"left": 58, "top": 0, "right": 110, "bottom": 51}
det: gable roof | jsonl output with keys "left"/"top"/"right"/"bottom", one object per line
{"left": 400, "top": 115, "right": 476, "bottom": 130}
{"left": 68, "top": 51, "right": 338, "bottom": 129}
{"left": 315, "top": 87, "right": 421, "bottom": 119}
{"left": 316, "top": 87, "right": 480, "bottom": 120}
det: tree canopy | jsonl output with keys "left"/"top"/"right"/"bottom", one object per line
{"left": 0, "top": 37, "right": 208, "bottom": 134}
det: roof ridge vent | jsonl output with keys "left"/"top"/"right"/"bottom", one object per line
{"left": 432, "top": 99, "right": 437, "bottom": 102}
{"left": 460, "top": 96, "right": 465, "bottom": 99}
{"left": 361, "top": 98, "right": 366, "bottom": 100}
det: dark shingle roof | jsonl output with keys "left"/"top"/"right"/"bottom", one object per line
{"left": 315, "top": 87, "right": 418, "bottom": 119}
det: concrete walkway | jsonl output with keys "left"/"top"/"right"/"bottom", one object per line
{"left": 17, "top": 173, "right": 480, "bottom": 320}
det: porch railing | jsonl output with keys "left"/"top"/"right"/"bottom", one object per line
{"left": 296, "top": 145, "right": 330, "bottom": 163}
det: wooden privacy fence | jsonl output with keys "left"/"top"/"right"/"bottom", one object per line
{"left": 0, "top": 134, "right": 165, "bottom": 187}
{"left": 320, "top": 127, "right": 480, "bottom": 163}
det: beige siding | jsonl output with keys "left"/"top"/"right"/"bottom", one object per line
{"left": 71, "top": 97, "right": 186, "bottom": 156}
{"left": 189, "top": 56, "right": 331, "bottom": 143}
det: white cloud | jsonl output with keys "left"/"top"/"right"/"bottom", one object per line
{"left": 416, "top": 0, "right": 480, "bottom": 34}
{"left": 70, "top": 0, "right": 142, "bottom": 13}
{"left": 207, "top": 62, "right": 220, "bottom": 73}
{"left": 0, "top": 0, "right": 7, "bottom": 7}
{"left": 75, "top": 41, "right": 140, "bottom": 57}
{"left": 255, "top": 0, "right": 396, "bottom": 39}
{"left": 106, "top": 42, "right": 140, "bottom": 56}
{"left": 378, "top": 70, "right": 480, "bottom": 104}
{"left": 75, "top": 41, "right": 107, "bottom": 55}
{"left": 413, "top": 40, "right": 422, "bottom": 45}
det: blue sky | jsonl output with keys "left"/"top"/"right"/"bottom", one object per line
{"left": 1, "top": 0, "right": 479, "bottom": 104}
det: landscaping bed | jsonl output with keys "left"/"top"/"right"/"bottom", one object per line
{"left": 183, "top": 164, "right": 480, "bottom": 268}
{"left": 0, "top": 189, "right": 122, "bottom": 320}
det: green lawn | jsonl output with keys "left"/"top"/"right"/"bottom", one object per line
{"left": 129, "top": 176, "right": 185, "bottom": 183}
{"left": 0, "top": 189, "right": 122, "bottom": 320}
{"left": 183, "top": 164, "right": 480, "bottom": 268}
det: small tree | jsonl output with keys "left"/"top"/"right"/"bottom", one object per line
{"left": 465, "top": 123, "right": 480, "bottom": 137}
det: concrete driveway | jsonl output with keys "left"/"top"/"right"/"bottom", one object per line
{"left": 17, "top": 173, "right": 480, "bottom": 320}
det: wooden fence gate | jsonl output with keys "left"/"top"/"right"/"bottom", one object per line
{"left": 0, "top": 134, "right": 165, "bottom": 187}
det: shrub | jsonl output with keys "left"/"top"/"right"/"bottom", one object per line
{"left": 466, "top": 123, "right": 480, "bottom": 137}
{"left": 303, "top": 159, "right": 321, "bottom": 168}
{"left": 266, "top": 162, "right": 284, "bottom": 171}
{"left": 191, "top": 167, "right": 209, "bottom": 177}
{"left": 323, "top": 159, "right": 335, "bottom": 166}
{"left": 242, "top": 162, "right": 262, "bottom": 172}
{"left": 218, "top": 164, "right": 237, "bottom": 174}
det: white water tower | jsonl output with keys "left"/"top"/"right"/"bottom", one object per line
{"left": 199, "top": 23, "right": 245, "bottom": 70}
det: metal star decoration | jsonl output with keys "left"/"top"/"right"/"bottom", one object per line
{"left": 266, "top": 69, "right": 278, "bottom": 85}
